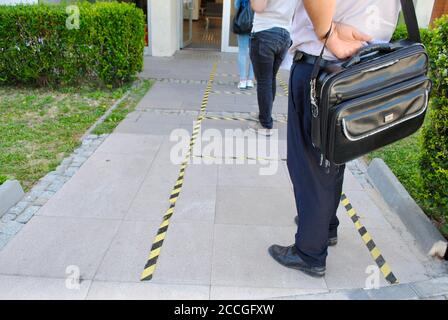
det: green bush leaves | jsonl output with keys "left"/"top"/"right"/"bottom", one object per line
{"left": 0, "top": 2, "right": 145, "bottom": 87}
{"left": 420, "top": 16, "right": 448, "bottom": 217}
{"left": 392, "top": 18, "right": 447, "bottom": 225}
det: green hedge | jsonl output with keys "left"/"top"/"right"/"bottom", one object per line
{"left": 419, "top": 16, "right": 448, "bottom": 217}
{"left": 0, "top": 175, "right": 7, "bottom": 185}
{"left": 0, "top": 2, "right": 145, "bottom": 87}
{"left": 391, "top": 20, "right": 448, "bottom": 222}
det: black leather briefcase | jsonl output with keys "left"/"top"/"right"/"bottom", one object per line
{"left": 310, "top": 0, "right": 432, "bottom": 166}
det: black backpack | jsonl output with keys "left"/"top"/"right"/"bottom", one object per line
{"left": 233, "top": 0, "right": 254, "bottom": 35}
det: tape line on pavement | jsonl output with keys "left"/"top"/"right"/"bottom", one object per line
{"left": 192, "top": 154, "right": 287, "bottom": 162}
{"left": 341, "top": 193, "right": 398, "bottom": 284}
{"left": 276, "top": 75, "right": 289, "bottom": 96}
{"left": 140, "top": 63, "right": 218, "bottom": 281}
{"left": 204, "top": 115, "right": 287, "bottom": 124}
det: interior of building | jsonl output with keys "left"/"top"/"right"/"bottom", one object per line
{"left": 182, "top": 0, "right": 224, "bottom": 50}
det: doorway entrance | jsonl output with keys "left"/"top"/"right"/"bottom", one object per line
{"left": 180, "top": 0, "right": 238, "bottom": 52}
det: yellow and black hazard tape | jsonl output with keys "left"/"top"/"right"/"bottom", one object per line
{"left": 340, "top": 193, "right": 398, "bottom": 284}
{"left": 205, "top": 115, "right": 257, "bottom": 122}
{"left": 210, "top": 90, "right": 287, "bottom": 97}
{"left": 204, "top": 115, "right": 287, "bottom": 124}
{"left": 277, "top": 75, "right": 289, "bottom": 96}
{"left": 192, "top": 154, "right": 287, "bottom": 162}
{"left": 140, "top": 63, "right": 218, "bottom": 281}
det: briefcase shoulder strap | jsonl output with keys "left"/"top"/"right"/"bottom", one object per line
{"left": 400, "top": 0, "right": 421, "bottom": 43}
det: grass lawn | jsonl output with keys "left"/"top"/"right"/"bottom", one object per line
{"left": 0, "top": 80, "right": 152, "bottom": 191}
{"left": 367, "top": 131, "right": 448, "bottom": 237}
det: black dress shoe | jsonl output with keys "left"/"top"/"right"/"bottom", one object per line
{"left": 294, "top": 216, "right": 338, "bottom": 246}
{"left": 268, "top": 244, "right": 326, "bottom": 277}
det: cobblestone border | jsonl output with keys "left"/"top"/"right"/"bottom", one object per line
{"left": 0, "top": 134, "right": 109, "bottom": 250}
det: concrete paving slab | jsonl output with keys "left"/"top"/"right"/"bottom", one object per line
{"left": 410, "top": 277, "right": 448, "bottom": 298}
{"left": 95, "top": 220, "right": 161, "bottom": 282}
{"left": 128, "top": 111, "right": 198, "bottom": 126}
{"left": 210, "top": 286, "right": 328, "bottom": 300}
{"left": 343, "top": 190, "right": 393, "bottom": 229}
{"left": 324, "top": 225, "right": 389, "bottom": 290}
{"left": 0, "top": 216, "right": 120, "bottom": 279}
{"left": 151, "top": 221, "right": 214, "bottom": 286}
{"left": 124, "top": 163, "right": 180, "bottom": 222}
{"left": 171, "top": 177, "right": 217, "bottom": 223}
{"left": 218, "top": 161, "right": 290, "bottom": 188}
{"left": 211, "top": 224, "right": 328, "bottom": 290}
{"left": 343, "top": 169, "right": 365, "bottom": 191}
{"left": 87, "top": 281, "right": 210, "bottom": 300}
{"left": 364, "top": 284, "right": 419, "bottom": 300}
{"left": 95, "top": 133, "right": 162, "bottom": 156}
{"left": 284, "top": 288, "right": 370, "bottom": 300}
{"left": 215, "top": 186, "right": 296, "bottom": 227}
{"left": 368, "top": 226, "right": 429, "bottom": 284}
{"left": 136, "top": 82, "right": 207, "bottom": 111}
{"left": 38, "top": 152, "right": 154, "bottom": 219}
{"left": 0, "top": 275, "right": 91, "bottom": 300}
{"left": 116, "top": 118, "right": 193, "bottom": 137}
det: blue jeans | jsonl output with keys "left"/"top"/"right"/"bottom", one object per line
{"left": 250, "top": 27, "right": 291, "bottom": 129}
{"left": 237, "top": 34, "right": 254, "bottom": 81}
{"left": 287, "top": 61, "right": 345, "bottom": 268}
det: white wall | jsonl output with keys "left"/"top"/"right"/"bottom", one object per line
{"left": 415, "top": 0, "right": 435, "bottom": 28}
{"left": 0, "top": 0, "right": 37, "bottom": 4}
{"left": 150, "top": 0, "right": 179, "bottom": 57}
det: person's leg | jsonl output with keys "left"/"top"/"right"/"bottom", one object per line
{"left": 237, "top": 35, "right": 248, "bottom": 81}
{"left": 250, "top": 31, "right": 276, "bottom": 129}
{"left": 329, "top": 165, "right": 345, "bottom": 238}
{"left": 286, "top": 61, "right": 345, "bottom": 268}
{"left": 248, "top": 57, "right": 255, "bottom": 81}
{"left": 271, "top": 33, "right": 290, "bottom": 102}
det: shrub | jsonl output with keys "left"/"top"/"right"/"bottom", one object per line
{"left": 391, "top": 24, "right": 432, "bottom": 48}
{"left": 419, "top": 16, "right": 448, "bottom": 219}
{"left": 0, "top": 175, "right": 7, "bottom": 185}
{"left": 390, "top": 20, "right": 447, "bottom": 227}
{"left": 0, "top": 2, "right": 145, "bottom": 87}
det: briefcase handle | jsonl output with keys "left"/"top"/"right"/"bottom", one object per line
{"left": 343, "top": 43, "right": 403, "bottom": 68}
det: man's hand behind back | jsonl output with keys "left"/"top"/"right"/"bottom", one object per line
{"left": 326, "top": 22, "right": 373, "bottom": 60}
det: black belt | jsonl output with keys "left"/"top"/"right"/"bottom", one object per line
{"left": 293, "top": 51, "right": 330, "bottom": 67}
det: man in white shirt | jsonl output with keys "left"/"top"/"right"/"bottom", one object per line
{"left": 268, "top": 0, "right": 401, "bottom": 277}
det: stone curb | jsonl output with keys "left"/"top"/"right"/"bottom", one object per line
{"left": 273, "top": 277, "right": 448, "bottom": 300}
{"left": 366, "top": 158, "right": 445, "bottom": 254}
{"left": 0, "top": 180, "right": 24, "bottom": 218}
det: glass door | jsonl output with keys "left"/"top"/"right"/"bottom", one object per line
{"left": 181, "top": 0, "right": 193, "bottom": 48}
{"left": 222, "top": 0, "right": 239, "bottom": 52}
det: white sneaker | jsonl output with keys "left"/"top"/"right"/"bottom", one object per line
{"left": 249, "top": 122, "right": 273, "bottom": 137}
{"left": 246, "top": 80, "right": 255, "bottom": 89}
{"left": 238, "top": 80, "right": 247, "bottom": 90}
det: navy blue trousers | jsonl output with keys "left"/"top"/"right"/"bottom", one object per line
{"left": 287, "top": 61, "right": 345, "bottom": 268}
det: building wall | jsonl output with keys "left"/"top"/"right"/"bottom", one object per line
{"left": 149, "top": 0, "right": 179, "bottom": 57}
{"left": 415, "top": 0, "right": 435, "bottom": 28}
{"left": 431, "top": 0, "right": 448, "bottom": 23}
